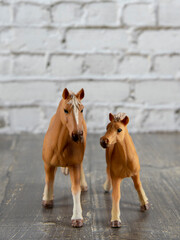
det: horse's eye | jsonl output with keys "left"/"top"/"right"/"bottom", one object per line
{"left": 64, "top": 109, "right": 68, "bottom": 114}
{"left": 81, "top": 109, "right": 83, "bottom": 113}
{"left": 117, "top": 128, "right": 122, "bottom": 133}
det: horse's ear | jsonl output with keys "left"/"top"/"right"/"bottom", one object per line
{"left": 62, "top": 88, "right": 69, "bottom": 99}
{"left": 109, "top": 113, "right": 114, "bottom": 122}
{"left": 121, "top": 115, "right": 129, "bottom": 126}
{"left": 76, "top": 88, "right": 84, "bottom": 100}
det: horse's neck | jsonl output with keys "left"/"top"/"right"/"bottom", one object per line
{"left": 54, "top": 104, "right": 69, "bottom": 149}
{"left": 116, "top": 132, "right": 134, "bottom": 160}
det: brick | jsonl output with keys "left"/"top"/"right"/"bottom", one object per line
{"left": 10, "top": 108, "right": 41, "bottom": 132}
{"left": 85, "top": 106, "right": 111, "bottom": 132}
{"left": 114, "top": 107, "right": 142, "bottom": 132}
{"left": 154, "top": 55, "right": 180, "bottom": 76}
{"left": 118, "top": 55, "right": 149, "bottom": 75}
{"left": 159, "top": 0, "right": 180, "bottom": 27}
{"left": 66, "top": 29, "right": 129, "bottom": 51}
{"left": 0, "top": 55, "right": 12, "bottom": 75}
{"left": 123, "top": 4, "right": 155, "bottom": 26}
{"left": 84, "top": 54, "right": 117, "bottom": 75}
{"left": 0, "top": 110, "right": 9, "bottom": 129}
{"left": 13, "top": 54, "right": 46, "bottom": 76}
{"left": 51, "top": 3, "right": 82, "bottom": 24}
{"left": 43, "top": 106, "right": 56, "bottom": 119}
{"left": 138, "top": 30, "right": 180, "bottom": 53}
{"left": 50, "top": 55, "right": 83, "bottom": 76}
{"left": 0, "top": 82, "right": 57, "bottom": 103}
{"left": 135, "top": 81, "right": 180, "bottom": 104}
{"left": 140, "top": 109, "right": 175, "bottom": 132}
{"left": 41, "top": 105, "right": 56, "bottom": 130}
{"left": 175, "top": 108, "right": 180, "bottom": 130}
{"left": 0, "top": 29, "right": 14, "bottom": 51}
{"left": 85, "top": 2, "right": 118, "bottom": 26}
{"left": 0, "top": 4, "right": 11, "bottom": 24}
{"left": 65, "top": 81, "right": 129, "bottom": 103}
{"left": 10, "top": 28, "right": 62, "bottom": 51}
{"left": 15, "top": 4, "right": 50, "bottom": 25}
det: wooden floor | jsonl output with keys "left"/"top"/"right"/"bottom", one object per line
{"left": 0, "top": 133, "right": 179, "bottom": 240}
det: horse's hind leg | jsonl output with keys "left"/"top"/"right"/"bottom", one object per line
{"left": 42, "top": 163, "right": 56, "bottom": 208}
{"left": 131, "top": 173, "right": 150, "bottom": 211}
{"left": 61, "top": 167, "right": 69, "bottom": 175}
{"left": 69, "top": 165, "right": 83, "bottom": 228}
{"left": 80, "top": 162, "right": 88, "bottom": 192}
{"left": 103, "top": 164, "right": 112, "bottom": 192}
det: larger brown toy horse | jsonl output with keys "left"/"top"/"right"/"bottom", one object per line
{"left": 42, "top": 88, "right": 88, "bottom": 228}
{"left": 100, "top": 113, "right": 149, "bottom": 228}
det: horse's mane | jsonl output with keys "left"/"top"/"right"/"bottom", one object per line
{"left": 114, "top": 112, "right": 127, "bottom": 122}
{"left": 67, "top": 92, "right": 81, "bottom": 109}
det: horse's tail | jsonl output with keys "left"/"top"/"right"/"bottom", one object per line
{"left": 61, "top": 167, "right": 69, "bottom": 175}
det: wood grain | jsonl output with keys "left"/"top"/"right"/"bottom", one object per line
{"left": 0, "top": 133, "right": 179, "bottom": 240}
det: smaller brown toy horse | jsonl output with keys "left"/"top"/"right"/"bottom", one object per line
{"left": 100, "top": 113, "right": 149, "bottom": 228}
{"left": 42, "top": 88, "right": 88, "bottom": 227}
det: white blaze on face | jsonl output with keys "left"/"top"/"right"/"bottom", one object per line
{"left": 68, "top": 94, "right": 80, "bottom": 125}
{"left": 73, "top": 103, "right": 79, "bottom": 125}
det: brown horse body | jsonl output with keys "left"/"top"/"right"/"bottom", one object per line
{"left": 100, "top": 113, "right": 149, "bottom": 228}
{"left": 42, "top": 88, "right": 87, "bottom": 227}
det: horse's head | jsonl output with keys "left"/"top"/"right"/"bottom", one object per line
{"left": 61, "top": 88, "right": 85, "bottom": 143}
{"left": 100, "top": 113, "right": 129, "bottom": 148}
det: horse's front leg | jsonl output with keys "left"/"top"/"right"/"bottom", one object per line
{"left": 132, "top": 173, "right": 150, "bottom": 211}
{"left": 80, "top": 162, "right": 88, "bottom": 192}
{"left": 103, "top": 164, "right": 112, "bottom": 192}
{"left": 111, "top": 178, "right": 122, "bottom": 228}
{"left": 69, "top": 165, "right": 83, "bottom": 227}
{"left": 42, "top": 163, "right": 56, "bottom": 208}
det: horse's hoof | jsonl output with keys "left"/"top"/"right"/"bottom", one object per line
{"left": 140, "top": 202, "right": 150, "bottom": 212}
{"left": 81, "top": 185, "right": 88, "bottom": 192}
{"left": 104, "top": 190, "right": 110, "bottom": 193}
{"left": 42, "top": 200, "right": 53, "bottom": 209}
{"left": 72, "top": 219, "right": 83, "bottom": 228}
{"left": 103, "top": 183, "right": 111, "bottom": 193}
{"left": 111, "top": 220, "right": 121, "bottom": 228}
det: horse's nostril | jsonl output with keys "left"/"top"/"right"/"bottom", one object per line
{"left": 104, "top": 139, "right": 109, "bottom": 144}
{"left": 79, "top": 131, "right": 83, "bottom": 136}
{"left": 72, "top": 133, "right": 79, "bottom": 142}
{"left": 100, "top": 138, "right": 109, "bottom": 148}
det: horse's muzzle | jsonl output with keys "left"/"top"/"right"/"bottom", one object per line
{"left": 72, "top": 131, "right": 83, "bottom": 143}
{"left": 100, "top": 138, "right": 109, "bottom": 148}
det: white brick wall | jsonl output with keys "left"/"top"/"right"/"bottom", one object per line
{"left": 0, "top": 0, "right": 180, "bottom": 134}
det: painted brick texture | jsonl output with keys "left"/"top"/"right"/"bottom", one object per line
{"left": 0, "top": 0, "right": 179, "bottom": 134}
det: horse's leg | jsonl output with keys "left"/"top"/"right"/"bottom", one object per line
{"left": 111, "top": 178, "right": 122, "bottom": 228}
{"left": 131, "top": 173, "right": 149, "bottom": 211}
{"left": 103, "top": 164, "right": 112, "bottom": 192}
{"left": 69, "top": 165, "right": 83, "bottom": 227}
{"left": 80, "top": 162, "right": 88, "bottom": 192}
{"left": 42, "top": 163, "right": 56, "bottom": 208}
{"left": 61, "top": 167, "right": 69, "bottom": 175}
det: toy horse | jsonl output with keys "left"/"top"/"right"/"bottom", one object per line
{"left": 100, "top": 113, "right": 149, "bottom": 228}
{"left": 42, "top": 88, "right": 88, "bottom": 228}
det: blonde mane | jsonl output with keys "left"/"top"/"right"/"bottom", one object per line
{"left": 114, "top": 112, "right": 127, "bottom": 122}
{"left": 67, "top": 92, "right": 81, "bottom": 124}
